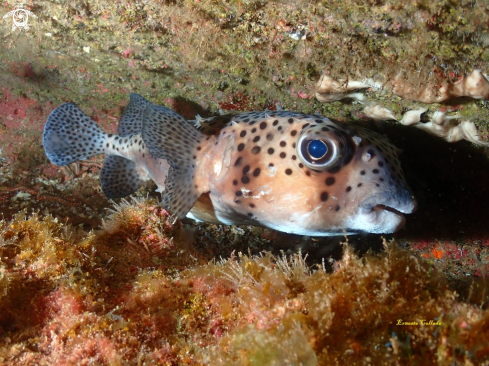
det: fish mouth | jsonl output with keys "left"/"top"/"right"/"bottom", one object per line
{"left": 350, "top": 193, "right": 417, "bottom": 234}
{"left": 361, "top": 191, "right": 417, "bottom": 213}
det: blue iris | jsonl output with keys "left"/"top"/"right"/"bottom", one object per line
{"left": 307, "top": 140, "right": 327, "bottom": 159}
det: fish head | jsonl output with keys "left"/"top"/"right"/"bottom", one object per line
{"left": 199, "top": 112, "right": 417, "bottom": 236}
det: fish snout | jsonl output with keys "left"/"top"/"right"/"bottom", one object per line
{"left": 350, "top": 187, "right": 417, "bottom": 234}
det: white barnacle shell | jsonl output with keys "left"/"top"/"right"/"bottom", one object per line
{"left": 363, "top": 104, "right": 397, "bottom": 121}
{"left": 399, "top": 108, "right": 428, "bottom": 126}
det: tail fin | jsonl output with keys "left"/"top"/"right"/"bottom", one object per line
{"left": 43, "top": 103, "right": 108, "bottom": 166}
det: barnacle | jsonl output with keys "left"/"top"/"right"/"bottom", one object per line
{"left": 316, "top": 71, "right": 489, "bottom": 145}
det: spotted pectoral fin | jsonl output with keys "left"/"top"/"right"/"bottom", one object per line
{"left": 118, "top": 94, "right": 151, "bottom": 137}
{"left": 100, "top": 155, "right": 145, "bottom": 198}
{"left": 141, "top": 105, "right": 207, "bottom": 218}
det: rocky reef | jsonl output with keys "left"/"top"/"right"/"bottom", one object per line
{"left": 1, "top": 0, "right": 489, "bottom": 364}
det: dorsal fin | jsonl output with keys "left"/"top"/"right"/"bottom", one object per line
{"left": 118, "top": 93, "right": 151, "bottom": 137}
{"left": 141, "top": 105, "right": 207, "bottom": 218}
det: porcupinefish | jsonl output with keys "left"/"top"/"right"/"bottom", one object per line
{"left": 43, "top": 94, "right": 417, "bottom": 236}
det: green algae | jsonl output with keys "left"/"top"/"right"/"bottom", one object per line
{"left": 1, "top": 0, "right": 488, "bottom": 122}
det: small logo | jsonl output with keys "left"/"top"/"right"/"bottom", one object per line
{"left": 3, "top": 6, "right": 37, "bottom": 32}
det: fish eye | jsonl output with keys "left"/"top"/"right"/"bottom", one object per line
{"left": 297, "top": 130, "right": 353, "bottom": 171}
{"left": 307, "top": 140, "right": 328, "bottom": 160}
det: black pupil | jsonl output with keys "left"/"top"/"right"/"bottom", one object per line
{"left": 307, "top": 140, "right": 327, "bottom": 159}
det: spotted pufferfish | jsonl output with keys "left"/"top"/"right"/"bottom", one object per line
{"left": 42, "top": 94, "right": 417, "bottom": 236}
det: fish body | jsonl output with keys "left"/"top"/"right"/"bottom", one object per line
{"left": 43, "top": 94, "right": 416, "bottom": 236}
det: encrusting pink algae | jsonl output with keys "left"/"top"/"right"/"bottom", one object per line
{"left": 0, "top": 198, "right": 488, "bottom": 365}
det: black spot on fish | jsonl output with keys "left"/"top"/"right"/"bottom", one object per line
{"left": 320, "top": 192, "right": 328, "bottom": 202}
{"left": 251, "top": 146, "right": 261, "bottom": 154}
{"left": 325, "top": 177, "right": 335, "bottom": 186}
{"left": 238, "top": 143, "right": 245, "bottom": 152}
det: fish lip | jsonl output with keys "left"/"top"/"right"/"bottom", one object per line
{"left": 359, "top": 192, "right": 417, "bottom": 216}
{"left": 351, "top": 192, "right": 418, "bottom": 233}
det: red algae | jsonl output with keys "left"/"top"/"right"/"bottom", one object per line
{"left": 1, "top": 200, "right": 489, "bottom": 365}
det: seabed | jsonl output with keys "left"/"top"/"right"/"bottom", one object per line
{"left": 1, "top": 0, "right": 489, "bottom": 365}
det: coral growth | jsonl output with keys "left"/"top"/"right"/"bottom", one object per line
{"left": 315, "top": 72, "right": 489, "bottom": 145}
{"left": 1, "top": 199, "right": 489, "bottom": 365}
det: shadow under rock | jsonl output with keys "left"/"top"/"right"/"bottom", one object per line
{"left": 379, "top": 121, "right": 489, "bottom": 240}
{"left": 255, "top": 120, "right": 489, "bottom": 267}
